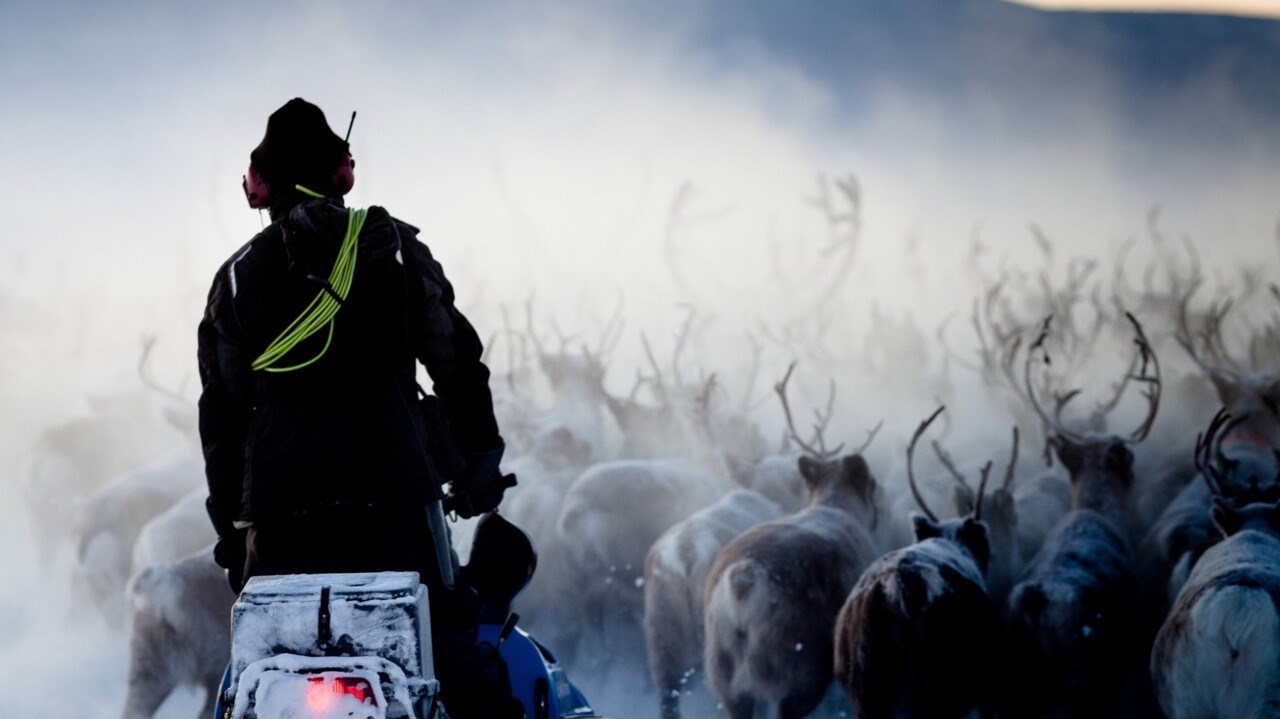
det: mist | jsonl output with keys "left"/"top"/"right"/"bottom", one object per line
{"left": 2, "top": 1, "right": 1278, "bottom": 716}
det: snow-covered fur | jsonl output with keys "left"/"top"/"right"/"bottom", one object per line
{"left": 1140, "top": 437, "right": 1279, "bottom": 614}
{"left": 122, "top": 549, "right": 233, "bottom": 719}
{"left": 556, "top": 458, "right": 732, "bottom": 626}
{"left": 1134, "top": 367, "right": 1280, "bottom": 621}
{"left": 131, "top": 488, "right": 217, "bottom": 573}
{"left": 1005, "top": 435, "right": 1141, "bottom": 718}
{"left": 835, "top": 515, "right": 1001, "bottom": 719}
{"left": 1151, "top": 500, "right": 1280, "bottom": 719}
{"left": 644, "top": 489, "right": 789, "bottom": 719}
{"left": 703, "top": 454, "right": 879, "bottom": 719}
{"left": 728, "top": 453, "right": 808, "bottom": 513}
{"left": 73, "top": 454, "right": 204, "bottom": 626}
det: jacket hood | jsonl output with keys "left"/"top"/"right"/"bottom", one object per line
{"left": 279, "top": 198, "right": 397, "bottom": 279}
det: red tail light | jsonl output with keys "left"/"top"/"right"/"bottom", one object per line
{"left": 306, "top": 676, "right": 376, "bottom": 710}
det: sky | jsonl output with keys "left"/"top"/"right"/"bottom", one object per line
{"left": 2, "top": 2, "right": 1279, "bottom": 715}
{"left": 1011, "top": 0, "right": 1280, "bottom": 17}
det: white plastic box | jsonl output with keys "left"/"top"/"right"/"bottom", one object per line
{"left": 229, "top": 572, "right": 435, "bottom": 718}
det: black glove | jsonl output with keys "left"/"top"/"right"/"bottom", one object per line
{"left": 207, "top": 499, "right": 248, "bottom": 592}
{"left": 445, "top": 473, "right": 517, "bottom": 519}
{"left": 213, "top": 527, "right": 249, "bottom": 593}
{"left": 445, "top": 447, "right": 516, "bottom": 519}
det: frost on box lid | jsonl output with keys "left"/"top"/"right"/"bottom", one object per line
{"left": 230, "top": 572, "right": 432, "bottom": 683}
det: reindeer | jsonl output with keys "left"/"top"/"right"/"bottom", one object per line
{"left": 644, "top": 489, "right": 793, "bottom": 719}
{"left": 554, "top": 353, "right": 775, "bottom": 651}
{"left": 1139, "top": 283, "right": 1280, "bottom": 619}
{"left": 518, "top": 298, "right": 625, "bottom": 465}
{"left": 702, "top": 365, "right": 880, "bottom": 719}
{"left": 603, "top": 308, "right": 709, "bottom": 461}
{"left": 606, "top": 310, "right": 769, "bottom": 465}
{"left": 72, "top": 454, "right": 205, "bottom": 627}
{"left": 1150, "top": 409, "right": 1280, "bottom": 719}
{"left": 131, "top": 487, "right": 216, "bottom": 574}
{"left": 1173, "top": 281, "right": 1280, "bottom": 482}
{"left": 935, "top": 423, "right": 1024, "bottom": 608}
{"left": 554, "top": 457, "right": 733, "bottom": 652}
{"left": 834, "top": 406, "right": 1010, "bottom": 718}
{"left": 643, "top": 373, "right": 812, "bottom": 719}
{"left": 939, "top": 273, "right": 1091, "bottom": 562}
{"left": 1004, "top": 313, "right": 1161, "bottom": 718}
{"left": 121, "top": 548, "right": 233, "bottom": 719}
{"left": 22, "top": 336, "right": 194, "bottom": 568}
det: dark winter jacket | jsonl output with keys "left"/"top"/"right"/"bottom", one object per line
{"left": 198, "top": 196, "right": 500, "bottom": 536}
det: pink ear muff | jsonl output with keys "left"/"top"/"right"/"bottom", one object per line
{"left": 331, "top": 153, "right": 355, "bottom": 196}
{"left": 243, "top": 164, "right": 271, "bottom": 209}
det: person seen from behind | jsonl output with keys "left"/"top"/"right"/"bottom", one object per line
{"left": 197, "top": 97, "right": 520, "bottom": 718}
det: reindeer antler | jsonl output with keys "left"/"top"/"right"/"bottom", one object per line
{"left": 973, "top": 461, "right": 995, "bottom": 521}
{"left": 906, "top": 406, "right": 946, "bottom": 523}
{"left": 930, "top": 423, "right": 1018, "bottom": 521}
{"left": 138, "top": 335, "right": 191, "bottom": 407}
{"left": 774, "top": 361, "right": 846, "bottom": 460}
{"left": 1125, "top": 312, "right": 1162, "bottom": 443}
{"left": 580, "top": 290, "right": 626, "bottom": 375}
{"left": 1177, "top": 281, "right": 1248, "bottom": 382}
{"left": 1024, "top": 316, "right": 1088, "bottom": 448}
{"left": 855, "top": 420, "right": 884, "bottom": 455}
{"left": 1194, "top": 408, "right": 1247, "bottom": 498}
{"left": 1003, "top": 426, "right": 1021, "bottom": 493}
{"left": 1024, "top": 312, "right": 1161, "bottom": 447}
{"left": 931, "top": 440, "right": 970, "bottom": 490}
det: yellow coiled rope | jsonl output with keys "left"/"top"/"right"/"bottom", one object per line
{"left": 251, "top": 186, "right": 367, "bottom": 373}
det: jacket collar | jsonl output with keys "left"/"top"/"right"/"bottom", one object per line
{"left": 268, "top": 186, "right": 346, "bottom": 223}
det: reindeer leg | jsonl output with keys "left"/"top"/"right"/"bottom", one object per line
{"left": 121, "top": 616, "right": 181, "bottom": 719}
{"left": 197, "top": 684, "right": 217, "bottom": 719}
{"left": 723, "top": 695, "right": 755, "bottom": 719}
{"left": 121, "top": 661, "right": 175, "bottom": 719}
{"left": 777, "top": 690, "right": 824, "bottom": 719}
{"left": 658, "top": 677, "right": 682, "bottom": 719}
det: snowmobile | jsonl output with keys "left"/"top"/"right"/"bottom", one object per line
{"left": 211, "top": 512, "right": 603, "bottom": 719}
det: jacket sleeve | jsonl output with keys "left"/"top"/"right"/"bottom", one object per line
{"left": 402, "top": 233, "right": 503, "bottom": 455}
{"left": 197, "top": 264, "right": 255, "bottom": 536}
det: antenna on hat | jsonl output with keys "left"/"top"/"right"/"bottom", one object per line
{"left": 344, "top": 111, "right": 357, "bottom": 143}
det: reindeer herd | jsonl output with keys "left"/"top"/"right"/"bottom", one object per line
{"left": 16, "top": 235, "right": 1280, "bottom": 719}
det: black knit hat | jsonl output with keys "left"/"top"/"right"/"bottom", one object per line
{"left": 250, "top": 98, "right": 349, "bottom": 191}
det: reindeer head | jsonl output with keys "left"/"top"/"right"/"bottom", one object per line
{"left": 1051, "top": 435, "right": 1137, "bottom": 513}
{"left": 1209, "top": 499, "right": 1280, "bottom": 539}
{"left": 776, "top": 361, "right": 881, "bottom": 524}
{"left": 797, "top": 453, "right": 879, "bottom": 526}
{"left": 1196, "top": 408, "right": 1280, "bottom": 537}
{"left": 1177, "top": 282, "right": 1280, "bottom": 449}
{"left": 912, "top": 515, "right": 991, "bottom": 576}
{"left": 530, "top": 425, "right": 594, "bottom": 471}
{"left": 905, "top": 406, "right": 1016, "bottom": 575}
{"left": 1024, "top": 313, "right": 1160, "bottom": 515}
{"left": 537, "top": 348, "right": 607, "bottom": 397}
{"left": 523, "top": 297, "right": 618, "bottom": 402}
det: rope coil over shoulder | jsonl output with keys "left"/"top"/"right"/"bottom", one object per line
{"left": 252, "top": 186, "right": 368, "bottom": 373}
